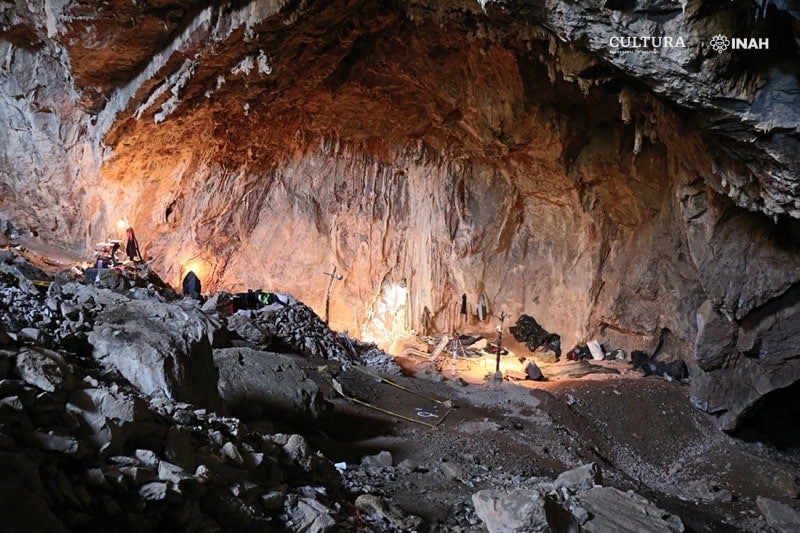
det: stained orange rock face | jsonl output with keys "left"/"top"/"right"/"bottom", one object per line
{"left": 3, "top": 0, "right": 800, "bottom": 429}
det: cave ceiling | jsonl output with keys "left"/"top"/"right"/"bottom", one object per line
{"left": 2, "top": 0, "right": 800, "bottom": 428}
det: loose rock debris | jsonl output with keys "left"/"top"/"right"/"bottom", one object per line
{"left": 0, "top": 247, "right": 799, "bottom": 531}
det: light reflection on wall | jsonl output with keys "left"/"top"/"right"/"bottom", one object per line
{"left": 180, "top": 255, "right": 214, "bottom": 294}
{"left": 360, "top": 280, "right": 411, "bottom": 351}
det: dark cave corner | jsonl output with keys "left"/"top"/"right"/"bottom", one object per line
{"left": 732, "top": 380, "right": 800, "bottom": 452}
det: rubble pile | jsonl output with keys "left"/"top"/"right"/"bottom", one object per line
{"left": 219, "top": 295, "right": 356, "bottom": 362}
{"left": 471, "top": 462, "right": 685, "bottom": 532}
{"left": 0, "top": 252, "right": 408, "bottom": 530}
{"left": 0, "top": 342, "right": 358, "bottom": 530}
{"left": 0, "top": 251, "right": 63, "bottom": 347}
{"left": 0, "top": 250, "right": 180, "bottom": 351}
{"left": 217, "top": 295, "right": 401, "bottom": 373}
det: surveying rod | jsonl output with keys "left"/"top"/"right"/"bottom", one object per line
{"left": 495, "top": 311, "right": 507, "bottom": 373}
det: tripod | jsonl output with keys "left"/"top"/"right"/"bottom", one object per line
{"left": 449, "top": 333, "right": 469, "bottom": 376}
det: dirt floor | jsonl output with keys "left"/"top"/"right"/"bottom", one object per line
{"left": 10, "top": 239, "right": 799, "bottom": 531}
{"left": 294, "top": 339, "right": 800, "bottom": 532}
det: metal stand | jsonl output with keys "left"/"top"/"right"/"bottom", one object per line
{"left": 450, "top": 333, "right": 468, "bottom": 376}
{"left": 493, "top": 312, "right": 508, "bottom": 380}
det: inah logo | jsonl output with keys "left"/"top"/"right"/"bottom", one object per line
{"left": 709, "top": 34, "right": 770, "bottom": 52}
{"left": 710, "top": 34, "right": 730, "bottom": 52}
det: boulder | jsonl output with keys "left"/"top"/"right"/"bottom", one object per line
{"left": 66, "top": 386, "right": 163, "bottom": 454}
{"left": 472, "top": 488, "right": 548, "bottom": 533}
{"left": 756, "top": 496, "right": 800, "bottom": 532}
{"left": 551, "top": 462, "right": 601, "bottom": 493}
{"left": 213, "top": 347, "right": 327, "bottom": 421}
{"left": 354, "top": 494, "right": 423, "bottom": 531}
{"left": 284, "top": 495, "right": 336, "bottom": 533}
{"left": 14, "top": 347, "right": 74, "bottom": 392}
{"left": 360, "top": 450, "right": 393, "bottom": 469}
{"left": 226, "top": 313, "right": 272, "bottom": 345}
{"left": 694, "top": 299, "right": 737, "bottom": 371}
{"left": 88, "top": 300, "right": 223, "bottom": 412}
{"left": 567, "top": 486, "right": 684, "bottom": 532}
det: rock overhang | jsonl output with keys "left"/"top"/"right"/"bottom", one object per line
{"left": 1, "top": 0, "right": 800, "bottom": 433}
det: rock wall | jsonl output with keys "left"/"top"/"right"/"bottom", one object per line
{"left": 1, "top": 0, "right": 799, "bottom": 431}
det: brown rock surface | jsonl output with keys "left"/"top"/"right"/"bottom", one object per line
{"left": 1, "top": 0, "right": 799, "bottom": 434}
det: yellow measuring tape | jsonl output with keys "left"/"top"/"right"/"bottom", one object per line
{"left": 331, "top": 365, "right": 455, "bottom": 428}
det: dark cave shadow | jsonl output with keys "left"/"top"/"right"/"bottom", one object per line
{"left": 732, "top": 379, "right": 800, "bottom": 452}
{"left": 300, "top": 403, "right": 402, "bottom": 464}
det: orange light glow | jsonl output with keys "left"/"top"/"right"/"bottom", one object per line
{"left": 180, "top": 255, "right": 214, "bottom": 293}
{"left": 361, "top": 282, "right": 411, "bottom": 350}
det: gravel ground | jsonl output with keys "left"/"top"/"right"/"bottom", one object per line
{"left": 294, "top": 350, "right": 800, "bottom": 532}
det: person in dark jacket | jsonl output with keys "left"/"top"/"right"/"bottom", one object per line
{"left": 125, "top": 227, "right": 140, "bottom": 261}
{"left": 182, "top": 271, "right": 201, "bottom": 299}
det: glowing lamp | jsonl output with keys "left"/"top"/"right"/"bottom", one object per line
{"left": 182, "top": 260, "right": 205, "bottom": 281}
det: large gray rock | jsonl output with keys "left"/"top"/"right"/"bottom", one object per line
{"left": 226, "top": 313, "right": 272, "bottom": 345}
{"left": 213, "top": 347, "right": 327, "bottom": 421}
{"left": 551, "top": 462, "right": 601, "bottom": 493}
{"left": 88, "top": 300, "right": 223, "bottom": 412}
{"left": 756, "top": 496, "right": 800, "bottom": 533}
{"left": 688, "top": 199, "right": 800, "bottom": 430}
{"left": 354, "top": 494, "right": 423, "bottom": 531}
{"left": 472, "top": 488, "right": 548, "bottom": 533}
{"left": 284, "top": 496, "right": 337, "bottom": 533}
{"left": 66, "top": 386, "right": 163, "bottom": 454}
{"left": 568, "top": 486, "right": 684, "bottom": 532}
{"left": 14, "top": 347, "right": 74, "bottom": 392}
{"left": 691, "top": 285, "right": 800, "bottom": 430}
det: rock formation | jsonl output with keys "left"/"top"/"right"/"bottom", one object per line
{"left": 1, "top": 0, "right": 799, "bottom": 433}
{"left": 1, "top": 247, "right": 799, "bottom": 530}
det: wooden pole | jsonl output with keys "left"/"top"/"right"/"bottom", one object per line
{"left": 495, "top": 311, "right": 507, "bottom": 374}
{"left": 323, "top": 265, "right": 338, "bottom": 325}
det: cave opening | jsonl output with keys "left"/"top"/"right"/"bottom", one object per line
{"left": 733, "top": 380, "right": 800, "bottom": 451}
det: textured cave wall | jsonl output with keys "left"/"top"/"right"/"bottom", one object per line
{"left": 1, "top": 0, "right": 800, "bottom": 432}
{"left": 0, "top": 23, "right": 88, "bottom": 242}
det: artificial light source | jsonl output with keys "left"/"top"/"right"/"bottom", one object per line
{"left": 180, "top": 253, "right": 216, "bottom": 292}
{"left": 361, "top": 281, "right": 411, "bottom": 350}
{"left": 182, "top": 259, "right": 206, "bottom": 281}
